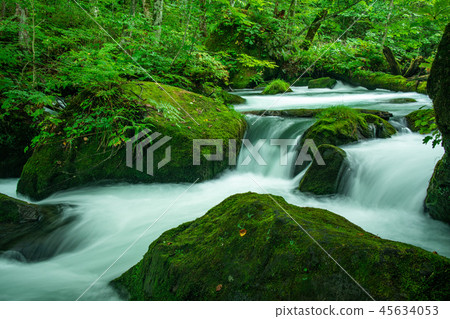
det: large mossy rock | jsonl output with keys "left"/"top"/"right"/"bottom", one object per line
{"left": 17, "top": 82, "right": 247, "bottom": 201}
{"left": 299, "top": 111, "right": 396, "bottom": 148}
{"left": 308, "top": 77, "right": 337, "bottom": 89}
{"left": 0, "top": 109, "right": 37, "bottom": 178}
{"left": 294, "top": 109, "right": 395, "bottom": 175}
{"left": 405, "top": 109, "right": 435, "bottom": 132}
{"left": 425, "top": 23, "right": 450, "bottom": 224}
{"left": 299, "top": 145, "right": 348, "bottom": 195}
{"left": 0, "top": 193, "right": 72, "bottom": 261}
{"left": 261, "top": 79, "right": 293, "bottom": 95}
{"left": 111, "top": 192, "right": 450, "bottom": 301}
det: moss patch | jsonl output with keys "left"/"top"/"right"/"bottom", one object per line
{"left": 111, "top": 192, "right": 450, "bottom": 301}
{"left": 347, "top": 70, "right": 427, "bottom": 94}
{"left": 17, "top": 82, "right": 247, "bottom": 200}
{"left": 261, "top": 79, "right": 293, "bottom": 95}
{"left": 299, "top": 107, "right": 396, "bottom": 148}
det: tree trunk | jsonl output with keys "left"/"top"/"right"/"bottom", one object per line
{"left": 230, "top": 0, "right": 235, "bottom": 7}
{"left": 288, "top": 0, "right": 296, "bottom": 18}
{"left": 382, "top": 46, "right": 402, "bottom": 75}
{"left": 199, "top": 0, "right": 207, "bottom": 37}
{"left": 381, "top": 0, "right": 394, "bottom": 48}
{"left": 300, "top": 9, "right": 328, "bottom": 51}
{"left": 152, "top": 0, "right": 164, "bottom": 40}
{"left": 403, "top": 56, "right": 424, "bottom": 78}
{"left": 31, "top": 0, "right": 36, "bottom": 87}
{"left": 142, "top": 0, "right": 150, "bottom": 18}
{"left": 15, "top": 3, "right": 29, "bottom": 49}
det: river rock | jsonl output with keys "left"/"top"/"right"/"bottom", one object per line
{"left": 425, "top": 23, "right": 450, "bottom": 224}
{"left": 111, "top": 192, "right": 450, "bottom": 301}
{"left": 308, "top": 77, "right": 337, "bottom": 89}
{"left": 261, "top": 79, "right": 293, "bottom": 95}
{"left": 299, "top": 111, "right": 396, "bottom": 148}
{"left": 17, "top": 82, "right": 247, "bottom": 201}
{"left": 299, "top": 145, "right": 348, "bottom": 195}
{"left": 389, "top": 98, "right": 417, "bottom": 104}
{"left": 0, "top": 193, "right": 73, "bottom": 261}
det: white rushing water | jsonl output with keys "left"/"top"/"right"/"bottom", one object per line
{"left": 0, "top": 82, "right": 448, "bottom": 300}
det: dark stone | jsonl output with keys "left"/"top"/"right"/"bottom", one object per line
{"left": 299, "top": 144, "right": 348, "bottom": 195}
{"left": 0, "top": 193, "right": 74, "bottom": 261}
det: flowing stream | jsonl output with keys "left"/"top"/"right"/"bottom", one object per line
{"left": 0, "top": 82, "right": 448, "bottom": 300}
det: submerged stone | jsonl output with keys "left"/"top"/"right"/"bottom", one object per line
{"left": 0, "top": 193, "right": 73, "bottom": 261}
{"left": 111, "top": 192, "right": 450, "bottom": 301}
{"left": 308, "top": 77, "right": 337, "bottom": 89}
{"left": 389, "top": 98, "right": 417, "bottom": 104}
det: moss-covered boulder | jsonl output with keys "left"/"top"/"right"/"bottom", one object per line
{"left": 0, "top": 109, "right": 37, "bottom": 178}
{"left": 405, "top": 109, "right": 435, "bottom": 132}
{"left": 425, "top": 23, "right": 450, "bottom": 224}
{"left": 261, "top": 79, "right": 293, "bottom": 95}
{"left": 294, "top": 108, "right": 395, "bottom": 175}
{"left": 425, "top": 154, "right": 450, "bottom": 224}
{"left": 299, "top": 107, "right": 396, "bottom": 148}
{"left": 111, "top": 192, "right": 450, "bottom": 301}
{"left": 299, "top": 145, "right": 348, "bottom": 195}
{"left": 17, "top": 82, "right": 247, "bottom": 201}
{"left": 0, "top": 193, "right": 73, "bottom": 261}
{"left": 308, "top": 77, "right": 337, "bottom": 89}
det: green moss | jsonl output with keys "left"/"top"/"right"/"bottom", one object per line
{"left": 308, "top": 77, "right": 337, "bottom": 89}
{"left": 405, "top": 109, "right": 435, "bottom": 132}
{"left": 17, "top": 82, "right": 247, "bottom": 201}
{"left": 111, "top": 192, "right": 450, "bottom": 301}
{"left": 299, "top": 107, "right": 396, "bottom": 148}
{"left": 261, "top": 79, "right": 293, "bottom": 95}
{"left": 299, "top": 144, "right": 347, "bottom": 195}
{"left": 231, "top": 68, "right": 258, "bottom": 89}
{"left": 349, "top": 70, "right": 427, "bottom": 94}
{"left": 425, "top": 154, "right": 450, "bottom": 224}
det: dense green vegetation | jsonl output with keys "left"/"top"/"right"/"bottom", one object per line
{"left": 0, "top": 0, "right": 448, "bottom": 158}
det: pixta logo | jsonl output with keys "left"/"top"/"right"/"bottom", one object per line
{"left": 126, "top": 130, "right": 324, "bottom": 176}
{"left": 126, "top": 129, "right": 172, "bottom": 176}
